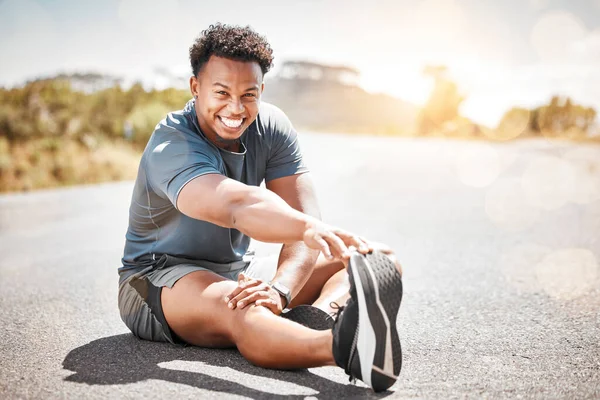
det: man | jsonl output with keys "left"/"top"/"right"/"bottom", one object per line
{"left": 118, "top": 23, "right": 403, "bottom": 392}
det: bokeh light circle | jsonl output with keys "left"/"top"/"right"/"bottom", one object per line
{"left": 530, "top": 11, "right": 586, "bottom": 62}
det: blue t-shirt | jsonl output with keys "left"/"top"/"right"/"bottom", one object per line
{"left": 120, "top": 99, "right": 308, "bottom": 272}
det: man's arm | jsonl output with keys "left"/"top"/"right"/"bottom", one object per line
{"left": 265, "top": 173, "right": 322, "bottom": 304}
{"left": 223, "top": 172, "right": 365, "bottom": 314}
{"left": 176, "top": 173, "right": 363, "bottom": 259}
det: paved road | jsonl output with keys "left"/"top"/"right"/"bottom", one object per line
{"left": 1, "top": 133, "right": 599, "bottom": 399}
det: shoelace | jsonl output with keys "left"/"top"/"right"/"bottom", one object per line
{"left": 330, "top": 302, "right": 358, "bottom": 383}
{"left": 329, "top": 301, "right": 345, "bottom": 320}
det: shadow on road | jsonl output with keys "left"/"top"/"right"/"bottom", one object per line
{"left": 63, "top": 334, "right": 390, "bottom": 399}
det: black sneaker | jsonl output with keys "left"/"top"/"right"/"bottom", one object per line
{"left": 281, "top": 305, "right": 334, "bottom": 331}
{"left": 331, "top": 250, "right": 403, "bottom": 392}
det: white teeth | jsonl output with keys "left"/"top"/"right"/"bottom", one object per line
{"left": 220, "top": 117, "right": 243, "bottom": 128}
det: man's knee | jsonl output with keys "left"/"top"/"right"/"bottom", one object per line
{"left": 231, "top": 305, "right": 282, "bottom": 368}
{"left": 230, "top": 304, "right": 271, "bottom": 339}
{"left": 161, "top": 272, "right": 239, "bottom": 347}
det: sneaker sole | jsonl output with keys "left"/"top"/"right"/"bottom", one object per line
{"left": 349, "top": 250, "right": 403, "bottom": 392}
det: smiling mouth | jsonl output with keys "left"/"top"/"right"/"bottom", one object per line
{"left": 218, "top": 116, "right": 245, "bottom": 129}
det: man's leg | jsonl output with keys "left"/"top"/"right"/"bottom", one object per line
{"left": 289, "top": 253, "right": 349, "bottom": 315}
{"left": 291, "top": 248, "right": 402, "bottom": 315}
{"left": 161, "top": 270, "right": 336, "bottom": 369}
{"left": 161, "top": 251, "right": 404, "bottom": 391}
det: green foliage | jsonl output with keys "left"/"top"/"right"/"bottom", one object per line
{"left": 0, "top": 78, "right": 190, "bottom": 147}
{"left": 534, "top": 96, "right": 596, "bottom": 134}
{"left": 128, "top": 102, "right": 173, "bottom": 145}
{"left": 498, "top": 96, "right": 597, "bottom": 139}
{"left": 0, "top": 77, "right": 190, "bottom": 192}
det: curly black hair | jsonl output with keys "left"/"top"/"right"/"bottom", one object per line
{"left": 189, "top": 23, "right": 274, "bottom": 77}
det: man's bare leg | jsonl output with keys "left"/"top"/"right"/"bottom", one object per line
{"left": 162, "top": 250, "right": 404, "bottom": 391}
{"left": 161, "top": 270, "right": 336, "bottom": 369}
{"left": 312, "top": 269, "right": 350, "bottom": 314}
{"left": 292, "top": 248, "right": 403, "bottom": 315}
{"left": 288, "top": 253, "right": 350, "bottom": 315}
{"left": 288, "top": 254, "right": 344, "bottom": 307}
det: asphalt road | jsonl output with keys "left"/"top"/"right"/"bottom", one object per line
{"left": 1, "top": 133, "right": 599, "bottom": 399}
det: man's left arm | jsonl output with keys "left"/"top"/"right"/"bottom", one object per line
{"left": 223, "top": 172, "right": 322, "bottom": 314}
{"left": 266, "top": 172, "right": 322, "bottom": 303}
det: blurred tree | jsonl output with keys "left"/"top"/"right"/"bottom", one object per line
{"left": 127, "top": 102, "right": 173, "bottom": 145}
{"left": 0, "top": 77, "right": 190, "bottom": 146}
{"left": 418, "top": 65, "right": 464, "bottom": 135}
{"left": 500, "top": 96, "right": 597, "bottom": 138}
{"left": 0, "top": 76, "right": 191, "bottom": 192}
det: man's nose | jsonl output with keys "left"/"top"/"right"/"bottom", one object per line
{"left": 228, "top": 98, "right": 244, "bottom": 114}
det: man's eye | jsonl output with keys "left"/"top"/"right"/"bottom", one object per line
{"left": 244, "top": 93, "right": 256, "bottom": 97}
{"left": 216, "top": 91, "right": 227, "bottom": 95}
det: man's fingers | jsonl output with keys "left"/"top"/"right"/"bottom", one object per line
{"left": 224, "top": 287, "right": 242, "bottom": 304}
{"left": 224, "top": 275, "right": 259, "bottom": 303}
{"left": 336, "top": 230, "right": 369, "bottom": 254}
{"left": 357, "top": 237, "right": 371, "bottom": 253}
{"left": 316, "top": 237, "right": 333, "bottom": 259}
{"left": 237, "top": 291, "right": 270, "bottom": 309}
{"left": 348, "top": 235, "right": 370, "bottom": 254}
{"left": 228, "top": 284, "right": 267, "bottom": 309}
{"left": 255, "top": 299, "right": 279, "bottom": 314}
{"left": 359, "top": 236, "right": 374, "bottom": 252}
{"left": 324, "top": 232, "right": 351, "bottom": 260}
{"left": 224, "top": 275, "right": 247, "bottom": 303}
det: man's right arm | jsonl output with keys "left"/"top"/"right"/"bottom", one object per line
{"left": 176, "top": 174, "right": 363, "bottom": 260}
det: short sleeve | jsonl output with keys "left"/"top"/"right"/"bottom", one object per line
{"left": 263, "top": 106, "right": 309, "bottom": 182}
{"left": 146, "top": 139, "right": 222, "bottom": 207}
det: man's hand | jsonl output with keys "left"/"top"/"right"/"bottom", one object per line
{"left": 224, "top": 273, "right": 284, "bottom": 315}
{"left": 303, "top": 221, "right": 371, "bottom": 261}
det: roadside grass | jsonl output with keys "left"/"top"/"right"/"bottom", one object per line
{"left": 1, "top": 127, "right": 598, "bottom": 193}
{"left": 0, "top": 136, "right": 139, "bottom": 193}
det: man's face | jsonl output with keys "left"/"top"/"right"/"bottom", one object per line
{"left": 190, "top": 56, "right": 264, "bottom": 148}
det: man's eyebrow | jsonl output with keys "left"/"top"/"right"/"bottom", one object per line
{"left": 213, "top": 82, "right": 259, "bottom": 91}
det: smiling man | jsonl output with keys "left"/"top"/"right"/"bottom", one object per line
{"left": 118, "top": 23, "right": 404, "bottom": 392}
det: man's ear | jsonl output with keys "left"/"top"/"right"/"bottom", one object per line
{"left": 189, "top": 75, "right": 199, "bottom": 98}
{"left": 260, "top": 82, "right": 265, "bottom": 94}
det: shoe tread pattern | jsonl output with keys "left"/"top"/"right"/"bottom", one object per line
{"left": 365, "top": 251, "right": 403, "bottom": 379}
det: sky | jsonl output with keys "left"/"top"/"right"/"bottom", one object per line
{"left": 1, "top": 0, "right": 599, "bottom": 126}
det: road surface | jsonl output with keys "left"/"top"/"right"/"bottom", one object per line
{"left": 1, "top": 133, "right": 599, "bottom": 399}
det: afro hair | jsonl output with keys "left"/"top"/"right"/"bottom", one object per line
{"left": 189, "top": 23, "right": 274, "bottom": 77}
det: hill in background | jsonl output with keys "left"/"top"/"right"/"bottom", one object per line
{"left": 263, "top": 61, "right": 417, "bottom": 134}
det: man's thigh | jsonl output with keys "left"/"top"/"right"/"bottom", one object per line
{"left": 160, "top": 269, "right": 241, "bottom": 348}
{"left": 158, "top": 255, "right": 344, "bottom": 346}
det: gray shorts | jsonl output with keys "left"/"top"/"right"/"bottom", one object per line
{"left": 118, "top": 253, "right": 278, "bottom": 345}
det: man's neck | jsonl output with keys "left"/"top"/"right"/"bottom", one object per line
{"left": 219, "top": 139, "right": 241, "bottom": 153}
{"left": 196, "top": 117, "right": 242, "bottom": 153}
{"left": 208, "top": 131, "right": 241, "bottom": 153}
